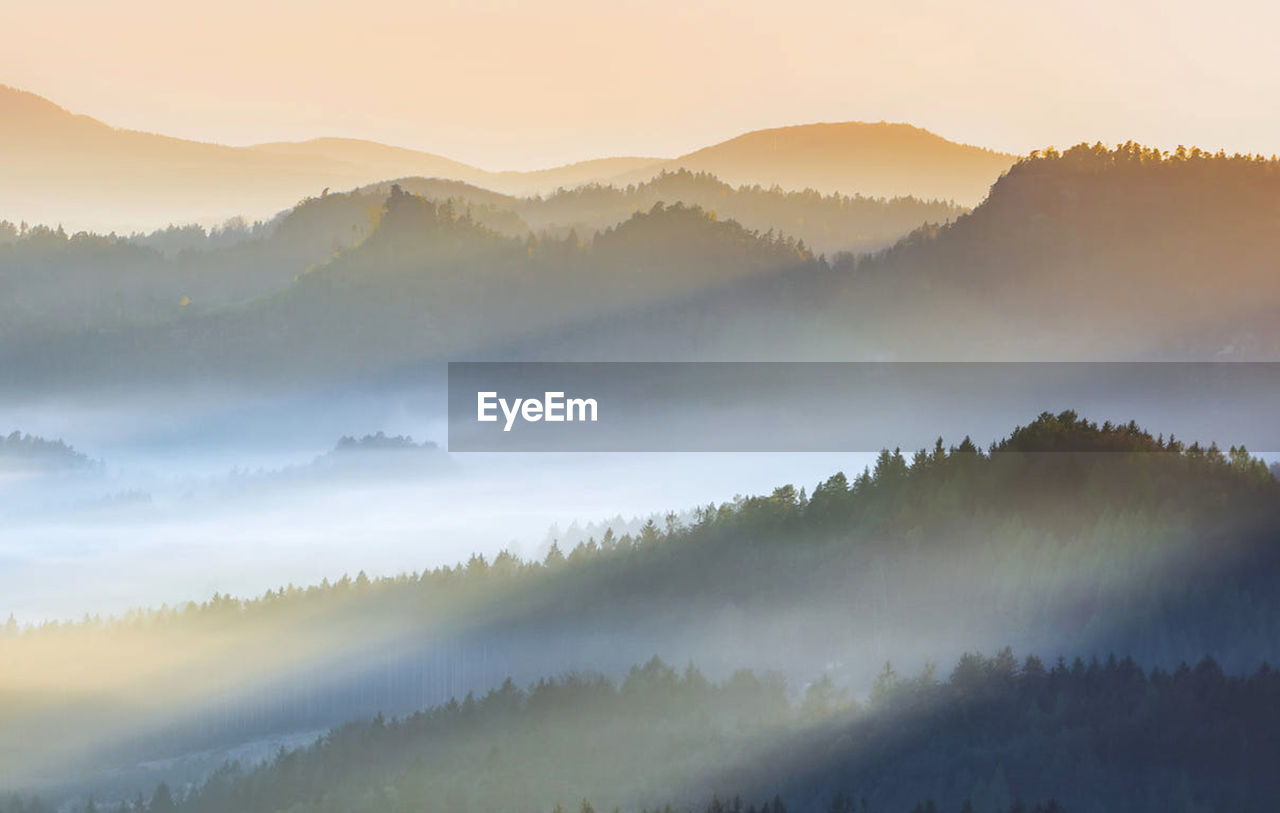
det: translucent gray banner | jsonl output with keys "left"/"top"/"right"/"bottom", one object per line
{"left": 446, "top": 362, "right": 1280, "bottom": 452}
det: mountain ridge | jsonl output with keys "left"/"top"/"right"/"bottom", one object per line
{"left": 620, "top": 121, "right": 1016, "bottom": 204}
{"left": 0, "top": 84, "right": 1012, "bottom": 231}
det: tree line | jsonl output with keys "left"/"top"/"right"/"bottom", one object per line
{"left": 27, "top": 642, "right": 1280, "bottom": 813}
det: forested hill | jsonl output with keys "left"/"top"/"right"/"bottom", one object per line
{"left": 513, "top": 170, "right": 965, "bottom": 255}
{"left": 10, "top": 142, "right": 1280, "bottom": 386}
{"left": 9, "top": 411, "right": 1278, "bottom": 656}
{"left": 369, "top": 171, "right": 963, "bottom": 256}
{"left": 0, "top": 191, "right": 386, "bottom": 343}
{"left": 0, "top": 431, "right": 98, "bottom": 474}
{"left": 221, "top": 189, "right": 816, "bottom": 375}
{"left": 3, "top": 413, "right": 1278, "bottom": 802}
{"left": 69, "top": 648, "right": 1278, "bottom": 813}
{"left": 444, "top": 141, "right": 1280, "bottom": 363}
{"left": 0, "top": 188, "right": 820, "bottom": 385}
{"left": 815, "top": 142, "right": 1280, "bottom": 359}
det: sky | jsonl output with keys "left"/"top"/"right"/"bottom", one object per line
{"left": 2, "top": 0, "right": 1279, "bottom": 171}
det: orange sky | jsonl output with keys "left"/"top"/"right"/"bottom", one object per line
{"left": 2, "top": 0, "right": 1277, "bottom": 169}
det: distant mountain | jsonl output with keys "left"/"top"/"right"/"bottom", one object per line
{"left": 487, "top": 156, "right": 670, "bottom": 195}
{"left": 0, "top": 86, "right": 403, "bottom": 231}
{"left": 8, "top": 143, "right": 1280, "bottom": 388}
{"left": 515, "top": 169, "right": 968, "bottom": 255}
{"left": 528, "top": 142, "right": 1280, "bottom": 362}
{"left": 0, "top": 190, "right": 397, "bottom": 342}
{"left": 0, "top": 86, "right": 1009, "bottom": 232}
{"left": 170, "top": 191, "right": 818, "bottom": 381}
{"left": 608, "top": 122, "right": 1016, "bottom": 204}
{"left": 0, "top": 165, "right": 960, "bottom": 359}
{"left": 0, "top": 185, "right": 823, "bottom": 386}
{"left": 256, "top": 140, "right": 664, "bottom": 198}
{"left": 361, "top": 170, "right": 965, "bottom": 256}
{"left": 0, "top": 85, "right": 662, "bottom": 231}
{"left": 244, "top": 137, "right": 480, "bottom": 180}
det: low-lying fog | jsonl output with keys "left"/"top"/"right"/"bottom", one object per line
{"left": 2, "top": 375, "right": 1276, "bottom": 624}
{"left": 0, "top": 387, "right": 870, "bottom": 622}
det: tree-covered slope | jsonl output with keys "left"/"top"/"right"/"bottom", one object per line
{"left": 517, "top": 170, "right": 965, "bottom": 256}
{"left": 41, "top": 647, "right": 1280, "bottom": 813}
{"left": 0, "top": 188, "right": 819, "bottom": 385}
{"left": 11, "top": 141, "right": 1280, "bottom": 386}
{"left": 2, "top": 414, "right": 1277, "bottom": 799}
{"left": 454, "top": 142, "right": 1280, "bottom": 363}
{"left": 819, "top": 143, "right": 1280, "bottom": 359}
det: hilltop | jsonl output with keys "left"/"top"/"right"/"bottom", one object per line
{"left": 821, "top": 142, "right": 1280, "bottom": 358}
{"left": 611, "top": 122, "right": 1016, "bottom": 204}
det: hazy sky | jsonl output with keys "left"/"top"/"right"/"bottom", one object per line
{"left": 2, "top": 0, "right": 1278, "bottom": 170}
